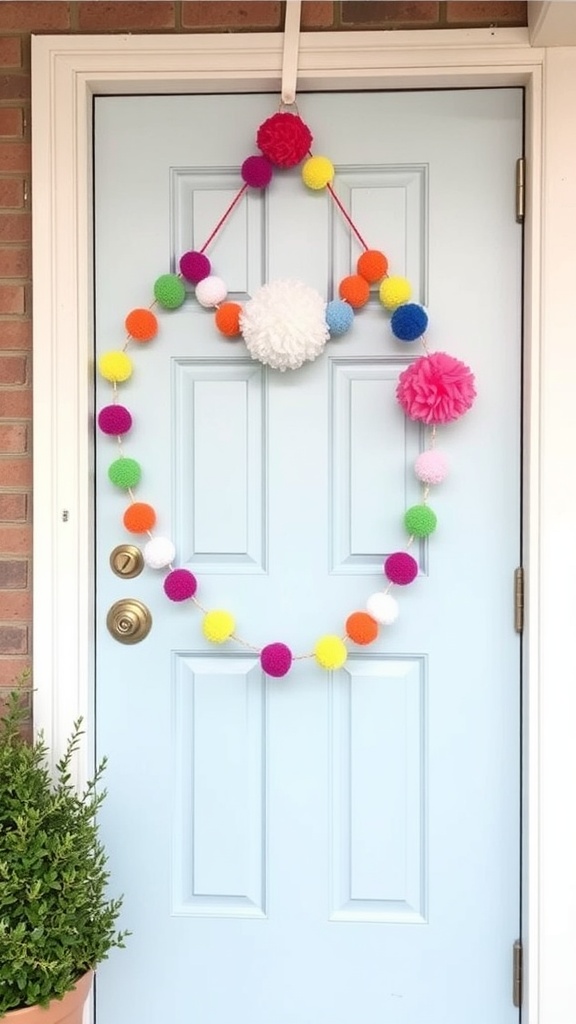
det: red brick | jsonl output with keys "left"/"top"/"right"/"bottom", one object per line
{"left": 301, "top": 2, "right": 335, "bottom": 29}
{"left": 0, "top": 389, "right": 30, "bottom": 416}
{"left": 181, "top": 1, "right": 281, "bottom": 29}
{"left": 0, "top": 109, "right": 23, "bottom": 139}
{"left": 0, "top": 143, "right": 30, "bottom": 173}
{"left": 0, "top": 559, "right": 27, "bottom": 588}
{"left": 342, "top": 1, "right": 439, "bottom": 25}
{"left": 0, "top": 285, "right": 24, "bottom": 314}
{"left": 0, "top": 354, "right": 27, "bottom": 384}
{"left": 0, "top": 179, "right": 24, "bottom": 209}
{"left": 0, "top": 213, "right": 31, "bottom": 242}
{"left": 0, "top": 75, "right": 30, "bottom": 101}
{"left": 78, "top": 1, "right": 175, "bottom": 30}
{"left": 0, "top": 657, "right": 30, "bottom": 686}
{"left": 0, "top": 423, "right": 27, "bottom": 453}
{"left": 0, "top": 524, "right": 31, "bottom": 553}
{"left": 445, "top": 2, "right": 527, "bottom": 24}
{"left": 0, "top": 319, "right": 31, "bottom": 350}
{"left": 0, "top": 2, "right": 70, "bottom": 31}
{"left": 0, "top": 493, "right": 27, "bottom": 521}
{"left": 0, "top": 247, "right": 30, "bottom": 278}
{"left": 0, "top": 589, "right": 31, "bottom": 619}
{"left": 0, "top": 623, "right": 28, "bottom": 654}
{"left": 0, "top": 37, "right": 21, "bottom": 69}
{"left": 0, "top": 460, "right": 31, "bottom": 488}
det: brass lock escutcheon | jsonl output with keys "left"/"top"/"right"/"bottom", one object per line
{"left": 109, "top": 544, "right": 144, "bottom": 579}
{"left": 106, "top": 599, "right": 152, "bottom": 644}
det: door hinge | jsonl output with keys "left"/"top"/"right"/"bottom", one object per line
{"left": 516, "top": 158, "right": 525, "bottom": 224}
{"left": 514, "top": 567, "right": 524, "bottom": 634}
{"left": 513, "top": 939, "right": 523, "bottom": 1007}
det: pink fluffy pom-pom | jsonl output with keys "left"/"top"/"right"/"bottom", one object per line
{"left": 396, "top": 351, "right": 476, "bottom": 425}
{"left": 414, "top": 449, "right": 449, "bottom": 485}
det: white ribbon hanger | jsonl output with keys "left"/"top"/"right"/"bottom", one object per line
{"left": 281, "top": 0, "right": 302, "bottom": 105}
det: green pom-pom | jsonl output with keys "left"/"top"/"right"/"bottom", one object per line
{"left": 154, "top": 274, "right": 186, "bottom": 310}
{"left": 108, "top": 457, "right": 141, "bottom": 490}
{"left": 404, "top": 504, "right": 437, "bottom": 537}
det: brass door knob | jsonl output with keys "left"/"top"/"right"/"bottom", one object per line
{"left": 106, "top": 599, "right": 152, "bottom": 644}
{"left": 109, "top": 544, "right": 144, "bottom": 579}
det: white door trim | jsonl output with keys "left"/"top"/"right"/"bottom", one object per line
{"left": 30, "top": 27, "right": 576, "bottom": 1022}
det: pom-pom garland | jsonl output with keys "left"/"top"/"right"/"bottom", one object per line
{"left": 98, "top": 103, "right": 477, "bottom": 679}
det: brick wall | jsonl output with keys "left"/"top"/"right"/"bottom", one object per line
{"left": 0, "top": 0, "right": 527, "bottom": 689}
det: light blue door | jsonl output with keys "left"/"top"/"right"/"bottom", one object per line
{"left": 94, "top": 89, "right": 522, "bottom": 1024}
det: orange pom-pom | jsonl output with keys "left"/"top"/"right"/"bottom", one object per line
{"left": 125, "top": 308, "right": 158, "bottom": 342}
{"left": 215, "top": 302, "right": 242, "bottom": 338}
{"left": 357, "top": 249, "right": 388, "bottom": 284}
{"left": 338, "top": 274, "right": 370, "bottom": 309}
{"left": 123, "top": 502, "right": 156, "bottom": 534}
{"left": 346, "top": 611, "right": 379, "bottom": 645}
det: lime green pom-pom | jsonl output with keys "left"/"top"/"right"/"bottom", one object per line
{"left": 379, "top": 276, "right": 412, "bottom": 311}
{"left": 154, "top": 274, "right": 186, "bottom": 310}
{"left": 98, "top": 351, "right": 133, "bottom": 383}
{"left": 404, "top": 504, "right": 437, "bottom": 537}
{"left": 203, "top": 609, "right": 235, "bottom": 644}
{"left": 108, "top": 457, "right": 141, "bottom": 490}
{"left": 302, "top": 156, "right": 334, "bottom": 191}
{"left": 314, "top": 634, "right": 348, "bottom": 670}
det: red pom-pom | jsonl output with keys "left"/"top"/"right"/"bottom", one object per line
{"left": 256, "top": 112, "right": 313, "bottom": 168}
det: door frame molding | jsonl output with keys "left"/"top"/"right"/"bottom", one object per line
{"left": 30, "top": 27, "right": 576, "bottom": 1021}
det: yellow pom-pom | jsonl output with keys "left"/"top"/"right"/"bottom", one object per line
{"left": 314, "top": 635, "right": 348, "bottom": 670}
{"left": 203, "top": 609, "right": 235, "bottom": 644}
{"left": 302, "top": 156, "right": 334, "bottom": 191}
{"left": 379, "top": 276, "right": 412, "bottom": 311}
{"left": 98, "top": 351, "right": 133, "bottom": 383}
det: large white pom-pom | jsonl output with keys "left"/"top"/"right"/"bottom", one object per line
{"left": 144, "top": 536, "right": 176, "bottom": 569}
{"left": 240, "top": 279, "right": 329, "bottom": 371}
{"left": 366, "top": 592, "right": 399, "bottom": 625}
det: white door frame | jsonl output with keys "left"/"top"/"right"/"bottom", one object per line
{"left": 30, "top": 27, "right": 576, "bottom": 1022}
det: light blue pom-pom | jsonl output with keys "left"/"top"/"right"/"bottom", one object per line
{"left": 326, "top": 299, "right": 354, "bottom": 337}
{"left": 390, "top": 303, "right": 428, "bottom": 342}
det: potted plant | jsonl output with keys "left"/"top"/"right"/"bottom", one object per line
{"left": 0, "top": 677, "right": 128, "bottom": 1021}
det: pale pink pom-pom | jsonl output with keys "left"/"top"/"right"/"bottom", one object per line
{"left": 396, "top": 351, "right": 476, "bottom": 425}
{"left": 414, "top": 449, "right": 449, "bottom": 485}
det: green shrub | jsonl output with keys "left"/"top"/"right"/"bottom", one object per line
{"left": 0, "top": 680, "right": 128, "bottom": 1015}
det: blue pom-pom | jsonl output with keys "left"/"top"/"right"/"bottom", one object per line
{"left": 391, "top": 303, "right": 428, "bottom": 342}
{"left": 326, "top": 299, "right": 354, "bottom": 337}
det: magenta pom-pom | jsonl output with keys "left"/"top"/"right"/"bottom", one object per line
{"left": 384, "top": 551, "right": 419, "bottom": 586}
{"left": 97, "top": 405, "right": 133, "bottom": 436}
{"left": 241, "top": 155, "right": 274, "bottom": 189}
{"left": 163, "top": 568, "right": 198, "bottom": 602}
{"left": 179, "top": 250, "right": 211, "bottom": 285}
{"left": 260, "top": 642, "right": 293, "bottom": 678}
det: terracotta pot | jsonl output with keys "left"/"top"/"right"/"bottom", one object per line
{"left": 4, "top": 971, "right": 94, "bottom": 1024}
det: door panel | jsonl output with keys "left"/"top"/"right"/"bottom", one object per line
{"left": 94, "top": 89, "right": 522, "bottom": 1024}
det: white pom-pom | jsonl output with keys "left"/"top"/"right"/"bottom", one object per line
{"left": 144, "top": 536, "right": 176, "bottom": 569}
{"left": 366, "top": 592, "right": 399, "bottom": 625}
{"left": 240, "top": 279, "right": 329, "bottom": 370}
{"left": 195, "top": 275, "right": 227, "bottom": 308}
